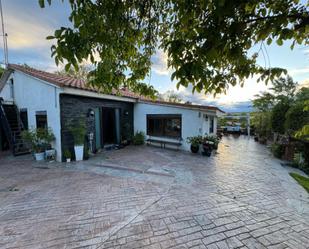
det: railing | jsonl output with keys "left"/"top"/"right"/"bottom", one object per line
{"left": 0, "top": 98, "right": 14, "bottom": 153}
{"left": 13, "top": 104, "right": 25, "bottom": 131}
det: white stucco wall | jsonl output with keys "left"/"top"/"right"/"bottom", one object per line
{"left": 10, "top": 71, "right": 63, "bottom": 161}
{"left": 134, "top": 102, "right": 218, "bottom": 151}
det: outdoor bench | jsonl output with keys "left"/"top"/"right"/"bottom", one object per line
{"left": 146, "top": 137, "right": 182, "bottom": 150}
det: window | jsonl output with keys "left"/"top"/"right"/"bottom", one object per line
{"left": 9, "top": 79, "right": 14, "bottom": 99}
{"left": 209, "top": 117, "right": 214, "bottom": 133}
{"left": 147, "top": 114, "right": 181, "bottom": 138}
{"left": 36, "top": 111, "right": 47, "bottom": 129}
{"left": 20, "top": 109, "right": 28, "bottom": 130}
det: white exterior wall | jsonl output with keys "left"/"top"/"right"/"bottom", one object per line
{"left": 134, "top": 102, "right": 218, "bottom": 151}
{"left": 11, "top": 71, "right": 63, "bottom": 161}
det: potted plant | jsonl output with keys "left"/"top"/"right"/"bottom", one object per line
{"left": 132, "top": 131, "right": 145, "bottom": 145}
{"left": 42, "top": 128, "right": 56, "bottom": 160}
{"left": 186, "top": 136, "right": 202, "bottom": 153}
{"left": 202, "top": 136, "right": 214, "bottom": 157}
{"left": 22, "top": 128, "right": 45, "bottom": 161}
{"left": 63, "top": 150, "right": 71, "bottom": 163}
{"left": 204, "top": 135, "right": 219, "bottom": 150}
{"left": 70, "top": 121, "right": 86, "bottom": 161}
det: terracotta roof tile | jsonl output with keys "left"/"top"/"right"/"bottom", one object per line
{"left": 8, "top": 63, "right": 224, "bottom": 113}
{"left": 8, "top": 63, "right": 140, "bottom": 99}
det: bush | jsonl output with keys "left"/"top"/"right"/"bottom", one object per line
{"left": 70, "top": 121, "right": 86, "bottom": 145}
{"left": 271, "top": 143, "right": 285, "bottom": 158}
{"left": 186, "top": 136, "right": 202, "bottom": 147}
{"left": 63, "top": 149, "right": 71, "bottom": 159}
{"left": 271, "top": 100, "right": 290, "bottom": 134}
{"left": 132, "top": 131, "right": 145, "bottom": 145}
{"left": 21, "top": 127, "right": 55, "bottom": 153}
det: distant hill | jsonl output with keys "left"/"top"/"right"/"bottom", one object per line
{"left": 201, "top": 100, "right": 253, "bottom": 113}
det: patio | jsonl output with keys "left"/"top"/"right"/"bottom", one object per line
{"left": 0, "top": 136, "right": 309, "bottom": 248}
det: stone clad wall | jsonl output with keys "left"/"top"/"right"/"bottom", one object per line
{"left": 60, "top": 94, "right": 134, "bottom": 161}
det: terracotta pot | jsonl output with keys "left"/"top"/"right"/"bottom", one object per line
{"left": 190, "top": 144, "right": 199, "bottom": 153}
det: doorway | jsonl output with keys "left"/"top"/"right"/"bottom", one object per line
{"left": 97, "top": 107, "right": 121, "bottom": 147}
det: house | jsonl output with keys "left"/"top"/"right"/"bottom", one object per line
{"left": 0, "top": 64, "right": 224, "bottom": 161}
{"left": 226, "top": 121, "right": 241, "bottom": 133}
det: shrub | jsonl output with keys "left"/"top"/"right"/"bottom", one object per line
{"left": 21, "top": 127, "right": 55, "bottom": 153}
{"left": 70, "top": 121, "right": 86, "bottom": 145}
{"left": 132, "top": 131, "right": 145, "bottom": 145}
{"left": 63, "top": 150, "right": 71, "bottom": 159}
{"left": 186, "top": 136, "right": 202, "bottom": 147}
{"left": 271, "top": 143, "right": 285, "bottom": 158}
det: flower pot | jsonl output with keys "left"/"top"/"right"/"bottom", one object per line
{"left": 66, "top": 158, "right": 71, "bottom": 163}
{"left": 202, "top": 143, "right": 212, "bottom": 157}
{"left": 190, "top": 144, "right": 199, "bottom": 153}
{"left": 34, "top": 152, "right": 45, "bottom": 161}
{"left": 45, "top": 149, "right": 56, "bottom": 160}
{"left": 74, "top": 145, "right": 84, "bottom": 161}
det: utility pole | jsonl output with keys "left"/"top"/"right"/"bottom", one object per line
{"left": 0, "top": 0, "right": 8, "bottom": 67}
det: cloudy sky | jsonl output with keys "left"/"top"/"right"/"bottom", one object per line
{"left": 0, "top": 0, "right": 308, "bottom": 112}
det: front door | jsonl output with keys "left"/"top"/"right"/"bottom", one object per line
{"left": 94, "top": 108, "right": 101, "bottom": 150}
{"left": 101, "top": 107, "right": 121, "bottom": 145}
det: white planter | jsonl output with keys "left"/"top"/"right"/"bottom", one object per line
{"left": 74, "top": 145, "right": 84, "bottom": 161}
{"left": 45, "top": 149, "right": 56, "bottom": 160}
{"left": 66, "top": 158, "right": 71, "bottom": 163}
{"left": 34, "top": 152, "right": 45, "bottom": 161}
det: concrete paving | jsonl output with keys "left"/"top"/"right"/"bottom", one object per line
{"left": 0, "top": 135, "right": 309, "bottom": 248}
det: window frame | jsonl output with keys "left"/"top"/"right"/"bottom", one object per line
{"left": 146, "top": 114, "right": 182, "bottom": 139}
{"left": 209, "top": 116, "right": 214, "bottom": 133}
{"left": 35, "top": 111, "right": 48, "bottom": 130}
{"left": 20, "top": 108, "right": 28, "bottom": 130}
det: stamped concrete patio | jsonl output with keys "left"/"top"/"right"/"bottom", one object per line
{"left": 0, "top": 136, "right": 309, "bottom": 249}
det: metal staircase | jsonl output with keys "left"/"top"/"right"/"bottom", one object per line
{"left": 0, "top": 98, "right": 30, "bottom": 155}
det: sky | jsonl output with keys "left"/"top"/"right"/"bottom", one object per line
{"left": 0, "top": 0, "right": 308, "bottom": 112}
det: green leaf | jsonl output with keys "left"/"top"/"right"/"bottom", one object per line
{"left": 38, "top": 0, "right": 45, "bottom": 8}
{"left": 276, "top": 39, "right": 283, "bottom": 46}
{"left": 40, "top": 0, "right": 309, "bottom": 97}
{"left": 65, "top": 63, "right": 71, "bottom": 72}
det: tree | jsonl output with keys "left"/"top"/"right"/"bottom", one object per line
{"left": 55, "top": 64, "right": 92, "bottom": 81}
{"left": 270, "top": 75, "right": 298, "bottom": 100}
{"left": 285, "top": 101, "right": 309, "bottom": 134}
{"left": 295, "top": 87, "right": 309, "bottom": 102}
{"left": 252, "top": 76, "right": 299, "bottom": 137}
{"left": 253, "top": 92, "right": 275, "bottom": 112}
{"left": 157, "top": 90, "right": 183, "bottom": 103}
{"left": 0, "top": 66, "right": 4, "bottom": 77}
{"left": 39, "top": 0, "right": 309, "bottom": 96}
{"left": 271, "top": 99, "right": 290, "bottom": 134}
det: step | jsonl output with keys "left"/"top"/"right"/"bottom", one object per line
{"left": 14, "top": 150, "right": 31, "bottom": 156}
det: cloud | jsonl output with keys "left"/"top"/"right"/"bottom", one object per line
{"left": 288, "top": 67, "right": 309, "bottom": 77}
{"left": 151, "top": 50, "right": 171, "bottom": 75}
{"left": 0, "top": 0, "right": 71, "bottom": 70}
{"left": 177, "top": 76, "right": 270, "bottom": 104}
{"left": 300, "top": 79, "right": 309, "bottom": 88}
{"left": 0, "top": 1, "right": 62, "bottom": 50}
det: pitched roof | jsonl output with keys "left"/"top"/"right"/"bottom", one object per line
{"left": 8, "top": 64, "right": 140, "bottom": 99}
{"left": 140, "top": 99, "right": 224, "bottom": 113}
{"left": 8, "top": 64, "right": 224, "bottom": 113}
